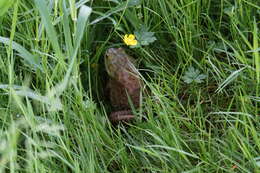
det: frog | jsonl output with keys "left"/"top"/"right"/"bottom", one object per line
{"left": 105, "top": 47, "right": 142, "bottom": 123}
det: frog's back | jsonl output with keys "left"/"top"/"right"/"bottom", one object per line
{"left": 108, "top": 75, "right": 140, "bottom": 109}
{"left": 105, "top": 47, "right": 142, "bottom": 122}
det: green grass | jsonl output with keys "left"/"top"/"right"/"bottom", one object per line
{"left": 0, "top": 0, "right": 259, "bottom": 172}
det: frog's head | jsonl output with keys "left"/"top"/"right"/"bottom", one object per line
{"left": 105, "top": 47, "right": 140, "bottom": 91}
{"left": 105, "top": 47, "right": 129, "bottom": 78}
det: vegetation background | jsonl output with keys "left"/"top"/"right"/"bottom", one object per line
{"left": 0, "top": 0, "right": 259, "bottom": 172}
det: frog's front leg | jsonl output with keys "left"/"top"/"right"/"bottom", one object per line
{"left": 109, "top": 110, "right": 134, "bottom": 123}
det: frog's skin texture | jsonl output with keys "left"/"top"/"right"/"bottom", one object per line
{"left": 105, "top": 48, "right": 141, "bottom": 123}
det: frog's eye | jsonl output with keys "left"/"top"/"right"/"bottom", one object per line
{"left": 118, "top": 47, "right": 125, "bottom": 52}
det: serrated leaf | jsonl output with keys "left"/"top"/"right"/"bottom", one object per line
{"left": 195, "top": 74, "right": 207, "bottom": 83}
{"left": 183, "top": 78, "right": 193, "bottom": 84}
{"left": 182, "top": 66, "right": 207, "bottom": 84}
{"left": 134, "top": 26, "right": 156, "bottom": 46}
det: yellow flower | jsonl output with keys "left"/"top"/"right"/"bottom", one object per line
{"left": 123, "top": 34, "right": 138, "bottom": 46}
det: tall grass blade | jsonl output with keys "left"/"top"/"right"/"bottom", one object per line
{"left": 53, "top": 0, "right": 89, "bottom": 25}
{"left": 216, "top": 67, "right": 247, "bottom": 93}
{"left": 253, "top": 18, "right": 259, "bottom": 83}
{"left": 0, "top": 36, "right": 43, "bottom": 71}
{"left": 62, "top": 0, "right": 73, "bottom": 57}
{"left": 0, "top": 84, "right": 62, "bottom": 111}
{"left": 90, "top": 0, "right": 140, "bottom": 25}
{"left": 74, "top": 5, "right": 92, "bottom": 55}
{"left": 69, "top": 0, "right": 76, "bottom": 21}
{"left": 47, "top": 5, "right": 91, "bottom": 99}
{"left": 34, "top": 0, "right": 63, "bottom": 58}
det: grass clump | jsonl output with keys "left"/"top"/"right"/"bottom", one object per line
{"left": 0, "top": 0, "right": 259, "bottom": 172}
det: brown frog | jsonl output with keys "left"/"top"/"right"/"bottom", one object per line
{"left": 105, "top": 48, "right": 141, "bottom": 123}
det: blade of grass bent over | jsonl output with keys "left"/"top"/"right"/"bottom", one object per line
{"left": 216, "top": 67, "right": 247, "bottom": 93}
{"left": 0, "top": 36, "right": 43, "bottom": 71}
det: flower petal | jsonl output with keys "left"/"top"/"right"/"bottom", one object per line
{"left": 123, "top": 34, "right": 138, "bottom": 46}
{"left": 128, "top": 34, "right": 135, "bottom": 40}
{"left": 129, "top": 40, "right": 137, "bottom": 46}
{"left": 124, "top": 34, "right": 129, "bottom": 40}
